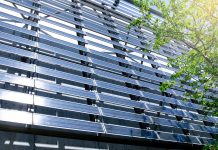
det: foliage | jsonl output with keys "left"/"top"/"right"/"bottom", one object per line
{"left": 203, "top": 140, "right": 218, "bottom": 150}
{"left": 131, "top": 0, "right": 218, "bottom": 148}
{"left": 131, "top": 0, "right": 218, "bottom": 114}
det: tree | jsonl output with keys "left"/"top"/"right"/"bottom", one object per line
{"left": 130, "top": 0, "right": 218, "bottom": 149}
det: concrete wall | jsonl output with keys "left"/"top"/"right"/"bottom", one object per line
{"left": 0, "top": 131, "right": 183, "bottom": 150}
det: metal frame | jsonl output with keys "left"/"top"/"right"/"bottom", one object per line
{"left": 0, "top": 0, "right": 217, "bottom": 149}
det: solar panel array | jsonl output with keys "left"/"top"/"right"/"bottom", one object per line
{"left": 0, "top": 0, "right": 217, "bottom": 148}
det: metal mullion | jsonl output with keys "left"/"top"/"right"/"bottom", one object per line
{"left": 160, "top": 47, "right": 179, "bottom": 57}
{"left": 80, "top": 0, "right": 132, "bottom": 23}
{"left": 150, "top": 104, "right": 215, "bottom": 124}
{"left": 0, "top": 12, "right": 38, "bottom": 27}
{"left": 34, "top": 95, "right": 99, "bottom": 115}
{"left": 35, "top": 80, "right": 96, "bottom": 100}
{"left": 122, "top": 39, "right": 178, "bottom": 61}
{"left": 0, "top": 89, "right": 33, "bottom": 105}
{"left": 33, "top": 113, "right": 104, "bottom": 133}
{"left": 5, "top": 0, "right": 40, "bottom": 10}
{"left": 41, "top": 0, "right": 81, "bottom": 14}
{"left": 93, "top": 57, "right": 168, "bottom": 88}
{"left": 0, "top": 72, "right": 34, "bottom": 87}
{"left": 0, "top": 57, "right": 35, "bottom": 73}
{"left": 153, "top": 117, "right": 193, "bottom": 133}
{"left": 0, "top": 43, "right": 35, "bottom": 58}
{"left": 102, "top": 106, "right": 216, "bottom": 135}
{"left": 84, "top": 21, "right": 147, "bottom": 48}
{"left": 0, "top": 3, "right": 38, "bottom": 19}
{"left": 0, "top": 21, "right": 37, "bottom": 37}
{"left": 120, "top": 34, "right": 147, "bottom": 49}
{"left": 104, "top": 124, "right": 158, "bottom": 139}
{"left": 94, "top": 69, "right": 138, "bottom": 85}
{"left": 125, "top": 45, "right": 170, "bottom": 63}
{"left": 116, "top": 23, "right": 145, "bottom": 39}
{"left": 94, "top": 66, "right": 185, "bottom": 102}
{"left": 0, "top": 31, "right": 36, "bottom": 46}
{"left": 81, "top": 6, "right": 113, "bottom": 22}
{"left": 100, "top": 95, "right": 218, "bottom": 133}
{"left": 128, "top": 53, "right": 161, "bottom": 68}
{"left": 82, "top": 19, "right": 147, "bottom": 47}
{"left": 95, "top": 66, "right": 179, "bottom": 98}
{"left": 54, "top": 0, "right": 78, "bottom": 7}
{"left": 91, "top": 58, "right": 134, "bottom": 75}
{"left": 128, "top": 60, "right": 170, "bottom": 77}
{"left": 38, "top": 43, "right": 89, "bottom": 63}
{"left": 82, "top": 19, "right": 118, "bottom": 34}
{"left": 39, "top": 9, "right": 83, "bottom": 27}
{"left": 82, "top": 11, "right": 115, "bottom": 28}
{"left": 102, "top": 2, "right": 148, "bottom": 131}
{"left": 37, "top": 54, "right": 92, "bottom": 74}
{"left": 39, "top": 17, "right": 85, "bottom": 35}
{"left": 158, "top": 131, "right": 200, "bottom": 144}
{"left": 143, "top": 90, "right": 203, "bottom": 111}
{"left": 84, "top": 23, "right": 121, "bottom": 40}
{"left": 116, "top": 5, "right": 140, "bottom": 18}
{"left": 40, "top": 3, "right": 81, "bottom": 21}
{"left": 116, "top": 21, "right": 144, "bottom": 36}
{"left": 90, "top": 49, "right": 129, "bottom": 65}
{"left": 118, "top": 2, "right": 141, "bottom": 17}
{"left": 39, "top": 25, "right": 86, "bottom": 43}
{"left": 87, "top": 40, "right": 125, "bottom": 55}
{"left": 86, "top": 32, "right": 123, "bottom": 48}
{"left": 159, "top": 48, "right": 177, "bottom": 58}
{"left": 98, "top": 93, "right": 145, "bottom": 109}
{"left": 89, "top": 45, "right": 171, "bottom": 79}
{"left": 36, "top": 66, "right": 93, "bottom": 86}
{"left": 102, "top": 107, "right": 152, "bottom": 124}
{"left": 0, "top": 108, "right": 32, "bottom": 124}
{"left": 96, "top": 80, "right": 142, "bottom": 97}
{"left": 0, "top": 0, "right": 216, "bottom": 144}
{"left": 112, "top": 18, "right": 145, "bottom": 38}
{"left": 39, "top": 33, "right": 88, "bottom": 52}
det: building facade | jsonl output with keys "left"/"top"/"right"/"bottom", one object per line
{"left": 0, "top": 0, "right": 217, "bottom": 149}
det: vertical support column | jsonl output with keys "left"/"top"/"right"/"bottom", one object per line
{"left": 25, "top": 1, "right": 41, "bottom": 149}
{"left": 71, "top": 0, "right": 98, "bottom": 123}
{"left": 29, "top": 0, "right": 40, "bottom": 112}
{"left": 112, "top": 0, "right": 120, "bottom": 10}
{"left": 99, "top": 4, "right": 150, "bottom": 130}
{"left": 132, "top": 26, "right": 152, "bottom": 130}
{"left": 148, "top": 41, "right": 191, "bottom": 135}
{"left": 145, "top": 42, "right": 167, "bottom": 132}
